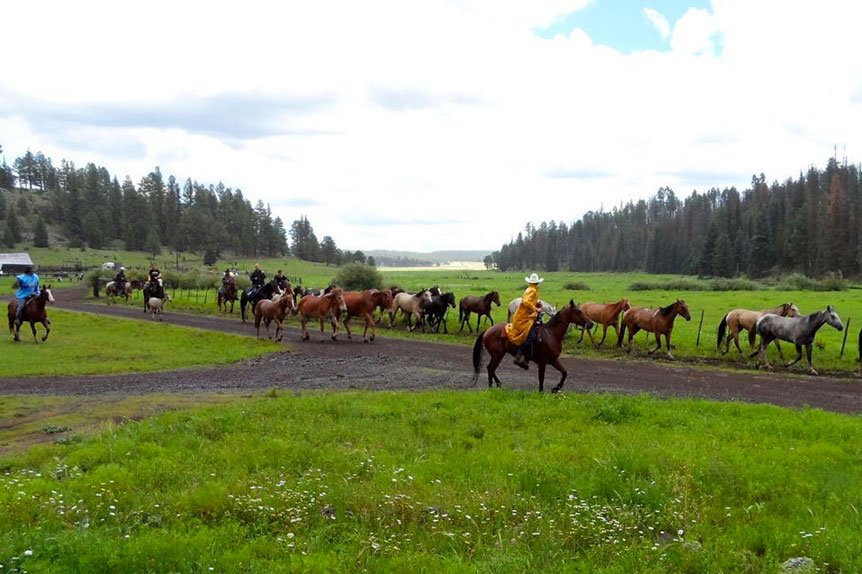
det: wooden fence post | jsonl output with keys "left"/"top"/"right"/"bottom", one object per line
{"left": 840, "top": 317, "right": 851, "bottom": 358}
{"left": 695, "top": 310, "right": 705, "bottom": 347}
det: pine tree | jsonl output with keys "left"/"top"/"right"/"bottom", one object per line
{"left": 33, "top": 216, "right": 49, "bottom": 247}
{"left": 145, "top": 229, "right": 161, "bottom": 258}
{"left": 1, "top": 225, "right": 13, "bottom": 248}
{"left": 6, "top": 204, "right": 21, "bottom": 243}
{"left": 712, "top": 232, "right": 734, "bottom": 278}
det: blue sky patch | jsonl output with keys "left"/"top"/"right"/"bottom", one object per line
{"left": 535, "top": 0, "right": 712, "bottom": 53}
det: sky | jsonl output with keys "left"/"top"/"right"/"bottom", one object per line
{"left": 2, "top": 1, "right": 862, "bottom": 253}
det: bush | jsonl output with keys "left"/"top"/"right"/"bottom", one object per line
{"left": 333, "top": 263, "right": 383, "bottom": 291}
{"left": 563, "top": 281, "right": 590, "bottom": 291}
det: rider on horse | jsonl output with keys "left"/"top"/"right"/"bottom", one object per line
{"left": 147, "top": 264, "right": 163, "bottom": 299}
{"left": 249, "top": 263, "right": 266, "bottom": 298}
{"left": 222, "top": 268, "right": 233, "bottom": 288}
{"left": 114, "top": 267, "right": 127, "bottom": 296}
{"left": 14, "top": 266, "right": 40, "bottom": 329}
{"left": 274, "top": 269, "right": 289, "bottom": 292}
{"left": 505, "top": 273, "right": 545, "bottom": 369}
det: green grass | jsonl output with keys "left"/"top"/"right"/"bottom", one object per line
{"left": 1, "top": 391, "right": 860, "bottom": 572}
{"left": 0, "top": 308, "right": 281, "bottom": 377}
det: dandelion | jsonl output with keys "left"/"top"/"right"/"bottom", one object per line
{"left": 24, "top": 550, "right": 33, "bottom": 557}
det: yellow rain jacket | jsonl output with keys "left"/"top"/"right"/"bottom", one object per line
{"left": 504, "top": 284, "right": 542, "bottom": 346}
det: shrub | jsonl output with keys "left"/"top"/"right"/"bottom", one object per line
{"left": 333, "top": 263, "right": 383, "bottom": 291}
{"left": 563, "top": 281, "right": 590, "bottom": 291}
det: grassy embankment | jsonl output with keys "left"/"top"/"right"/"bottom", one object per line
{"left": 1, "top": 391, "right": 860, "bottom": 572}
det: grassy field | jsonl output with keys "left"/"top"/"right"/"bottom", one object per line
{"left": 1, "top": 391, "right": 860, "bottom": 572}
{"left": 0, "top": 308, "right": 281, "bottom": 377}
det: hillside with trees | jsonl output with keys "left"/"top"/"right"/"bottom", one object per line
{"left": 489, "top": 157, "right": 860, "bottom": 279}
{"left": 0, "top": 144, "right": 365, "bottom": 266}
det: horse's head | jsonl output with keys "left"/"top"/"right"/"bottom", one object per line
{"left": 444, "top": 292, "right": 456, "bottom": 309}
{"left": 429, "top": 286, "right": 441, "bottom": 296}
{"left": 43, "top": 285, "right": 55, "bottom": 304}
{"left": 376, "top": 289, "right": 394, "bottom": 309}
{"left": 676, "top": 299, "right": 692, "bottom": 321}
{"left": 329, "top": 287, "right": 347, "bottom": 313}
{"left": 489, "top": 291, "right": 501, "bottom": 306}
{"left": 418, "top": 289, "right": 433, "bottom": 305}
{"left": 825, "top": 305, "right": 844, "bottom": 331}
{"left": 560, "top": 299, "right": 593, "bottom": 329}
{"left": 621, "top": 298, "right": 632, "bottom": 312}
{"left": 781, "top": 302, "right": 801, "bottom": 317}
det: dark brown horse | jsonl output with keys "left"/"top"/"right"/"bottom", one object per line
{"left": 459, "top": 291, "right": 501, "bottom": 332}
{"left": 297, "top": 287, "right": 348, "bottom": 341}
{"left": 7, "top": 286, "right": 55, "bottom": 342}
{"left": 254, "top": 286, "right": 296, "bottom": 342}
{"left": 471, "top": 300, "right": 593, "bottom": 393}
{"left": 217, "top": 275, "right": 238, "bottom": 313}
{"left": 618, "top": 299, "right": 691, "bottom": 359}
{"left": 577, "top": 298, "right": 631, "bottom": 347}
{"left": 336, "top": 289, "right": 393, "bottom": 342}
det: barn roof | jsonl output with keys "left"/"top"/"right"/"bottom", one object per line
{"left": 0, "top": 252, "right": 34, "bottom": 266}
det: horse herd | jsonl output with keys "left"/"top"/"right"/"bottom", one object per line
{"left": 6, "top": 280, "right": 849, "bottom": 394}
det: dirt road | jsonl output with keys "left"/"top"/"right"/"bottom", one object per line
{"left": 3, "top": 288, "right": 862, "bottom": 414}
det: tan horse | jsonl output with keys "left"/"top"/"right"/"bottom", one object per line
{"left": 254, "top": 285, "right": 296, "bottom": 341}
{"left": 105, "top": 281, "right": 132, "bottom": 305}
{"left": 577, "top": 298, "right": 631, "bottom": 347}
{"left": 717, "top": 303, "right": 800, "bottom": 357}
{"left": 297, "top": 287, "right": 348, "bottom": 341}
{"left": 618, "top": 299, "right": 691, "bottom": 359}
{"left": 337, "top": 289, "right": 393, "bottom": 343}
{"left": 388, "top": 290, "right": 432, "bottom": 332}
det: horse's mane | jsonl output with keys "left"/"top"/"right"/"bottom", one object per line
{"left": 658, "top": 301, "right": 677, "bottom": 317}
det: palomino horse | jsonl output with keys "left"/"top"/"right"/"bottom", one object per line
{"left": 297, "top": 287, "right": 348, "bottom": 341}
{"left": 471, "top": 300, "right": 593, "bottom": 393}
{"left": 388, "top": 290, "right": 432, "bottom": 332}
{"left": 254, "top": 285, "right": 296, "bottom": 342}
{"left": 423, "top": 290, "right": 456, "bottom": 333}
{"left": 751, "top": 306, "right": 843, "bottom": 375}
{"left": 717, "top": 302, "right": 800, "bottom": 356}
{"left": 217, "top": 275, "right": 239, "bottom": 314}
{"left": 506, "top": 298, "right": 556, "bottom": 322}
{"left": 577, "top": 298, "right": 631, "bottom": 347}
{"left": 458, "top": 291, "right": 501, "bottom": 332}
{"left": 240, "top": 280, "right": 283, "bottom": 323}
{"left": 7, "top": 286, "right": 55, "bottom": 342}
{"left": 105, "top": 281, "right": 132, "bottom": 305}
{"left": 336, "top": 289, "right": 393, "bottom": 342}
{"left": 618, "top": 299, "right": 691, "bottom": 359}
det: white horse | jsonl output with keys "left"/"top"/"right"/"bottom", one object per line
{"left": 506, "top": 298, "right": 556, "bottom": 322}
{"left": 148, "top": 294, "right": 171, "bottom": 321}
{"left": 388, "top": 290, "right": 433, "bottom": 332}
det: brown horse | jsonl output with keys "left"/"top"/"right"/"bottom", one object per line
{"left": 7, "top": 286, "right": 55, "bottom": 342}
{"left": 459, "top": 291, "right": 501, "bottom": 332}
{"left": 471, "top": 300, "right": 593, "bottom": 393}
{"left": 577, "top": 298, "right": 631, "bottom": 347}
{"left": 618, "top": 299, "right": 691, "bottom": 358}
{"left": 337, "top": 289, "right": 393, "bottom": 342}
{"left": 254, "top": 285, "right": 296, "bottom": 341}
{"left": 297, "top": 287, "right": 348, "bottom": 341}
{"left": 218, "top": 275, "right": 239, "bottom": 313}
{"left": 105, "top": 281, "right": 132, "bottom": 305}
{"left": 717, "top": 302, "right": 799, "bottom": 357}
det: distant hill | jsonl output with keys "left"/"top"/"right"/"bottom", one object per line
{"left": 366, "top": 250, "right": 489, "bottom": 267}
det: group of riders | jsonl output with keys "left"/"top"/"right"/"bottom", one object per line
{"left": 222, "top": 263, "right": 289, "bottom": 299}
{"left": 113, "top": 264, "right": 165, "bottom": 300}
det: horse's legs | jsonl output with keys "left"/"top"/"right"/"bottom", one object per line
{"left": 300, "top": 317, "right": 309, "bottom": 341}
{"left": 549, "top": 358, "right": 568, "bottom": 393}
{"left": 364, "top": 312, "right": 375, "bottom": 342}
{"left": 774, "top": 340, "right": 785, "bottom": 361}
{"left": 317, "top": 318, "right": 326, "bottom": 341}
{"left": 486, "top": 352, "right": 504, "bottom": 388}
{"left": 487, "top": 313, "right": 494, "bottom": 327}
{"left": 30, "top": 321, "right": 38, "bottom": 343}
{"left": 275, "top": 319, "right": 283, "bottom": 342}
{"left": 746, "top": 329, "right": 756, "bottom": 353}
{"left": 596, "top": 325, "right": 607, "bottom": 348}
{"left": 626, "top": 326, "right": 639, "bottom": 353}
{"left": 331, "top": 317, "right": 339, "bottom": 340}
{"left": 664, "top": 333, "right": 673, "bottom": 359}
{"left": 648, "top": 332, "right": 661, "bottom": 354}
{"left": 343, "top": 316, "right": 353, "bottom": 340}
{"left": 786, "top": 343, "right": 803, "bottom": 368}
{"left": 537, "top": 362, "right": 546, "bottom": 393}
{"left": 40, "top": 319, "right": 50, "bottom": 342}
{"left": 805, "top": 344, "right": 817, "bottom": 375}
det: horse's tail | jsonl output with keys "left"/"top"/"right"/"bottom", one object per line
{"left": 471, "top": 330, "right": 486, "bottom": 386}
{"left": 240, "top": 294, "right": 248, "bottom": 323}
{"left": 717, "top": 314, "right": 728, "bottom": 351}
{"left": 616, "top": 318, "right": 626, "bottom": 347}
{"left": 7, "top": 304, "right": 14, "bottom": 333}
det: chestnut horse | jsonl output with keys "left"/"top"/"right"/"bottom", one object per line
{"left": 217, "top": 275, "right": 238, "bottom": 314}
{"left": 577, "top": 298, "right": 631, "bottom": 347}
{"left": 336, "top": 289, "right": 393, "bottom": 342}
{"left": 717, "top": 302, "right": 799, "bottom": 357}
{"left": 7, "top": 286, "right": 55, "bottom": 342}
{"left": 458, "top": 291, "right": 501, "bottom": 332}
{"left": 471, "top": 300, "right": 593, "bottom": 393}
{"left": 618, "top": 299, "right": 691, "bottom": 359}
{"left": 297, "top": 287, "right": 348, "bottom": 341}
{"left": 254, "top": 285, "right": 296, "bottom": 341}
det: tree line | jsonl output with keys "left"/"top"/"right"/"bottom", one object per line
{"left": 0, "top": 145, "right": 363, "bottom": 266}
{"left": 489, "top": 157, "right": 860, "bottom": 279}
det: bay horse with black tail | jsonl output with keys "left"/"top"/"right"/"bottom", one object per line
{"left": 297, "top": 287, "right": 348, "bottom": 341}
{"left": 577, "top": 298, "right": 631, "bottom": 347}
{"left": 618, "top": 299, "right": 691, "bottom": 359}
{"left": 240, "top": 279, "right": 282, "bottom": 323}
{"left": 471, "top": 300, "right": 593, "bottom": 393}
{"left": 751, "top": 306, "right": 843, "bottom": 375}
{"left": 7, "top": 286, "right": 55, "bottom": 342}
{"left": 336, "top": 289, "right": 393, "bottom": 342}
{"left": 254, "top": 285, "right": 296, "bottom": 342}
{"left": 717, "top": 302, "right": 799, "bottom": 356}
{"left": 217, "top": 275, "right": 239, "bottom": 314}
{"left": 459, "top": 291, "right": 501, "bottom": 332}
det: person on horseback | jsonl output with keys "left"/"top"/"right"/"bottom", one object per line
{"left": 221, "top": 268, "right": 234, "bottom": 290}
{"left": 14, "top": 265, "right": 40, "bottom": 329}
{"left": 505, "top": 272, "right": 544, "bottom": 369}
{"left": 147, "top": 264, "right": 163, "bottom": 299}
{"left": 114, "top": 267, "right": 127, "bottom": 296}
{"left": 249, "top": 263, "right": 266, "bottom": 298}
{"left": 274, "top": 269, "right": 288, "bottom": 291}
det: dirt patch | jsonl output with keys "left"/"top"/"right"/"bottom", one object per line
{"left": 2, "top": 287, "right": 861, "bottom": 414}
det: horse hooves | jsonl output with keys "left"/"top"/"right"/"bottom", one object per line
{"left": 809, "top": 369, "right": 818, "bottom": 376}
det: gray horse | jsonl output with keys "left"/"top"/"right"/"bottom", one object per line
{"left": 506, "top": 298, "right": 556, "bottom": 322}
{"left": 751, "top": 305, "right": 844, "bottom": 375}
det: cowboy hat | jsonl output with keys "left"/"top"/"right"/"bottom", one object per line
{"left": 525, "top": 273, "right": 544, "bottom": 284}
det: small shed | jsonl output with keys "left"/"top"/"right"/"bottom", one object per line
{"left": 0, "top": 252, "right": 34, "bottom": 276}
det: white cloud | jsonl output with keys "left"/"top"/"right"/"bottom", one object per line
{"left": 643, "top": 8, "right": 671, "bottom": 41}
{"left": 2, "top": 1, "right": 862, "bottom": 252}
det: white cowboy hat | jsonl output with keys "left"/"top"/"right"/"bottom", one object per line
{"left": 525, "top": 273, "right": 544, "bottom": 284}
